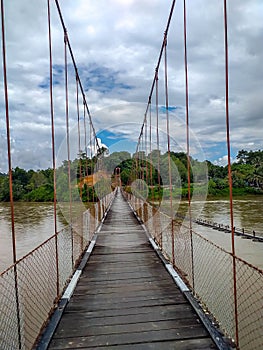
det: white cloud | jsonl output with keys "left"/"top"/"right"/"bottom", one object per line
{"left": 0, "top": 0, "right": 262, "bottom": 171}
{"left": 215, "top": 157, "right": 227, "bottom": 167}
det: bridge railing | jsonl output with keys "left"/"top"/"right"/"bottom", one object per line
{"left": 0, "top": 190, "right": 115, "bottom": 350}
{"left": 124, "top": 191, "right": 263, "bottom": 350}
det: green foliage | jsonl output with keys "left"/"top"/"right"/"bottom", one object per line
{"left": 208, "top": 179, "right": 229, "bottom": 196}
{"left": 233, "top": 150, "right": 263, "bottom": 190}
{"left": 81, "top": 184, "right": 98, "bottom": 202}
{"left": 0, "top": 149, "right": 262, "bottom": 202}
{"left": 24, "top": 184, "right": 54, "bottom": 202}
{"left": 0, "top": 168, "right": 55, "bottom": 202}
{"left": 0, "top": 175, "right": 10, "bottom": 201}
{"left": 148, "top": 186, "right": 163, "bottom": 201}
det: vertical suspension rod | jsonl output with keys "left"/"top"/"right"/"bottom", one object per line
{"left": 145, "top": 113, "right": 148, "bottom": 186}
{"left": 149, "top": 100, "right": 153, "bottom": 200}
{"left": 1, "top": 0, "right": 16, "bottom": 266}
{"left": 155, "top": 71, "right": 161, "bottom": 190}
{"left": 141, "top": 124, "right": 144, "bottom": 184}
{"left": 1, "top": 0, "right": 22, "bottom": 347}
{"left": 76, "top": 76, "right": 81, "bottom": 155}
{"left": 64, "top": 32, "right": 74, "bottom": 268}
{"left": 83, "top": 100, "right": 88, "bottom": 178}
{"left": 76, "top": 76, "right": 83, "bottom": 202}
{"left": 47, "top": 0, "right": 59, "bottom": 297}
{"left": 223, "top": 0, "right": 239, "bottom": 347}
{"left": 164, "top": 33, "right": 175, "bottom": 266}
{"left": 183, "top": 0, "right": 194, "bottom": 292}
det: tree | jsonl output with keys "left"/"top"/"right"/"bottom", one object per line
{"left": 0, "top": 175, "right": 10, "bottom": 201}
{"left": 30, "top": 172, "right": 47, "bottom": 189}
{"left": 236, "top": 149, "right": 249, "bottom": 164}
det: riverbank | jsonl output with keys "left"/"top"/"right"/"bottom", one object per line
{"left": 146, "top": 184, "right": 263, "bottom": 201}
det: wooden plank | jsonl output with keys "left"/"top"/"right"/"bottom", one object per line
{"left": 70, "top": 338, "right": 217, "bottom": 350}
{"left": 49, "top": 326, "right": 211, "bottom": 349}
{"left": 48, "top": 189, "right": 219, "bottom": 350}
{"left": 54, "top": 308, "right": 201, "bottom": 328}
{"left": 66, "top": 296, "right": 187, "bottom": 312}
{"left": 49, "top": 317, "right": 203, "bottom": 338}
{"left": 67, "top": 293, "right": 187, "bottom": 309}
{"left": 62, "top": 303, "right": 195, "bottom": 319}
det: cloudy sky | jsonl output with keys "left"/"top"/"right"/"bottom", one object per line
{"left": 0, "top": 0, "right": 262, "bottom": 172}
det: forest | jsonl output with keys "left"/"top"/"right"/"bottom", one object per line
{"left": 0, "top": 149, "right": 262, "bottom": 202}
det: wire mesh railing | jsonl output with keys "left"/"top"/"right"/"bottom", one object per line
{"left": 0, "top": 267, "right": 21, "bottom": 349}
{"left": 0, "top": 190, "right": 115, "bottom": 350}
{"left": 125, "top": 191, "right": 263, "bottom": 350}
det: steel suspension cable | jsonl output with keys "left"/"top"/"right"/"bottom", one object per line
{"left": 54, "top": 0, "right": 100, "bottom": 154}
{"left": 47, "top": 0, "right": 59, "bottom": 297}
{"left": 144, "top": 0, "right": 177, "bottom": 118}
{"left": 223, "top": 0, "right": 239, "bottom": 347}
{"left": 134, "top": 0, "right": 178, "bottom": 204}
{"left": 1, "top": 1, "right": 22, "bottom": 347}
{"left": 136, "top": 0, "right": 179, "bottom": 201}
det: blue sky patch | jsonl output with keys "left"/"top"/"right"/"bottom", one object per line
{"left": 81, "top": 64, "right": 133, "bottom": 94}
{"left": 159, "top": 105, "right": 178, "bottom": 114}
{"left": 97, "top": 129, "right": 125, "bottom": 147}
{"left": 204, "top": 141, "right": 238, "bottom": 163}
{"left": 38, "top": 63, "right": 133, "bottom": 94}
{"left": 38, "top": 64, "right": 72, "bottom": 89}
{"left": 97, "top": 129, "right": 137, "bottom": 155}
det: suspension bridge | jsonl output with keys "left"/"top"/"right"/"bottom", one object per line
{"left": 1, "top": 1, "right": 262, "bottom": 349}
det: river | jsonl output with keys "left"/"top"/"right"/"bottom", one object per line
{"left": 0, "top": 196, "right": 262, "bottom": 273}
{"left": 170, "top": 195, "right": 263, "bottom": 270}
{"left": 0, "top": 202, "right": 67, "bottom": 273}
{"left": 191, "top": 196, "right": 263, "bottom": 235}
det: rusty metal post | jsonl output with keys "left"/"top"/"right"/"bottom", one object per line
{"left": 1, "top": 0, "right": 22, "bottom": 347}
{"left": 183, "top": 0, "right": 195, "bottom": 292}
{"left": 223, "top": 0, "right": 239, "bottom": 346}
{"left": 47, "top": 0, "right": 60, "bottom": 298}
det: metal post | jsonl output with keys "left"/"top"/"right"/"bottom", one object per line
{"left": 223, "top": 0, "right": 239, "bottom": 346}
{"left": 47, "top": 0, "right": 60, "bottom": 298}
{"left": 1, "top": 0, "right": 22, "bottom": 347}
{"left": 183, "top": 0, "right": 195, "bottom": 290}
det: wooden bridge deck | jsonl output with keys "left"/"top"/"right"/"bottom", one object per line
{"left": 48, "top": 190, "right": 218, "bottom": 349}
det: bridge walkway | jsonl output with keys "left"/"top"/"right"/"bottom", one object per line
{"left": 47, "top": 189, "right": 218, "bottom": 349}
